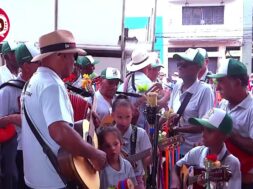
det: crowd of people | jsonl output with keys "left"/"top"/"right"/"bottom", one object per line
{"left": 0, "top": 29, "right": 252, "bottom": 189}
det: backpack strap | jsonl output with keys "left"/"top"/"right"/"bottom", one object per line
{"left": 0, "top": 79, "right": 25, "bottom": 90}
{"left": 130, "top": 125, "right": 138, "bottom": 155}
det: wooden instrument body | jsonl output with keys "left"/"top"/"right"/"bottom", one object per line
{"left": 57, "top": 120, "right": 100, "bottom": 189}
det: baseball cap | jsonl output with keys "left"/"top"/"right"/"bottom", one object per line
{"left": 188, "top": 108, "right": 232, "bottom": 135}
{"left": 100, "top": 67, "right": 123, "bottom": 82}
{"left": 151, "top": 58, "right": 164, "bottom": 68}
{"left": 197, "top": 48, "right": 208, "bottom": 59}
{"left": 208, "top": 58, "right": 247, "bottom": 79}
{"left": 15, "top": 43, "right": 40, "bottom": 65}
{"left": 1, "top": 41, "right": 18, "bottom": 55}
{"left": 173, "top": 48, "right": 205, "bottom": 67}
{"left": 76, "top": 55, "right": 99, "bottom": 67}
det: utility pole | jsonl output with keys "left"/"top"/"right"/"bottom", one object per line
{"left": 151, "top": 0, "right": 158, "bottom": 51}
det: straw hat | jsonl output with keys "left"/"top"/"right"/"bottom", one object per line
{"left": 126, "top": 49, "right": 155, "bottom": 72}
{"left": 31, "top": 30, "right": 86, "bottom": 62}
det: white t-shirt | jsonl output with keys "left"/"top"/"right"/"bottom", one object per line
{"left": 121, "top": 125, "right": 152, "bottom": 176}
{"left": 86, "top": 90, "right": 114, "bottom": 122}
{"left": 21, "top": 67, "right": 74, "bottom": 189}
{"left": 0, "top": 76, "right": 23, "bottom": 150}
{"left": 168, "top": 80, "right": 214, "bottom": 155}
{"left": 0, "top": 64, "right": 16, "bottom": 85}
{"left": 176, "top": 144, "right": 241, "bottom": 189}
{"left": 100, "top": 156, "right": 137, "bottom": 189}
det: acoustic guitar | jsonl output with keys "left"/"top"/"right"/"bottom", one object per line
{"left": 180, "top": 164, "right": 232, "bottom": 189}
{"left": 57, "top": 119, "right": 100, "bottom": 189}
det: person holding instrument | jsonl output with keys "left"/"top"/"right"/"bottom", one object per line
{"left": 21, "top": 30, "right": 106, "bottom": 189}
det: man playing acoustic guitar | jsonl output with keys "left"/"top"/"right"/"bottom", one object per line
{"left": 171, "top": 108, "right": 241, "bottom": 189}
{"left": 21, "top": 30, "right": 106, "bottom": 189}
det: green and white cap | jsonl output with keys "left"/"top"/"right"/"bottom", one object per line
{"left": 100, "top": 67, "right": 122, "bottom": 82}
{"left": 208, "top": 58, "right": 247, "bottom": 79}
{"left": 76, "top": 55, "right": 99, "bottom": 67}
{"left": 173, "top": 48, "right": 204, "bottom": 67}
{"left": 15, "top": 42, "right": 40, "bottom": 65}
{"left": 189, "top": 108, "right": 232, "bottom": 135}
{"left": 1, "top": 41, "right": 18, "bottom": 55}
{"left": 197, "top": 48, "right": 208, "bottom": 59}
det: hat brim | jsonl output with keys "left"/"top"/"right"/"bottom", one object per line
{"left": 173, "top": 54, "right": 193, "bottom": 63}
{"left": 101, "top": 77, "right": 123, "bottom": 83}
{"left": 127, "top": 55, "right": 153, "bottom": 72}
{"left": 31, "top": 48, "right": 86, "bottom": 62}
{"left": 92, "top": 60, "right": 99, "bottom": 65}
{"left": 189, "top": 118, "right": 217, "bottom": 130}
{"left": 207, "top": 73, "right": 227, "bottom": 79}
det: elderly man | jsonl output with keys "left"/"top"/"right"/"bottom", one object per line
{"left": 21, "top": 30, "right": 106, "bottom": 189}
{"left": 87, "top": 67, "right": 122, "bottom": 126}
{"left": 168, "top": 48, "right": 214, "bottom": 156}
{"left": 0, "top": 41, "right": 19, "bottom": 85}
{"left": 208, "top": 58, "right": 253, "bottom": 189}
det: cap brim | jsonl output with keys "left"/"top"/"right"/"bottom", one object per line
{"left": 207, "top": 73, "right": 227, "bottom": 79}
{"left": 189, "top": 118, "right": 217, "bottom": 130}
{"left": 31, "top": 48, "right": 86, "bottom": 62}
{"left": 92, "top": 60, "right": 99, "bottom": 65}
{"left": 102, "top": 77, "right": 123, "bottom": 82}
{"left": 173, "top": 54, "right": 192, "bottom": 62}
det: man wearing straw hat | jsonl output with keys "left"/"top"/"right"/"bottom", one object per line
{"left": 21, "top": 30, "right": 106, "bottom": 189}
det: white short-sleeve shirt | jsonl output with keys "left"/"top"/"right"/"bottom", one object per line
{"left": 176, "top": 144, "right": 241, "bottom": 189}
{"left": 168, "top": 80, "right": 214, "bottom": 155}
{"left": 0, "top": 65, "right": 17, "bottom": 85}
{"left": 0, "top": 76, "right": 23, "bottom": 150}
{"left": 100, "top": 156, "right": 137, "bottom": 189}
{"left": 21, "top": 67, "right": 74, "bottom": 189}
{"left": 121, "top": 125, "right": 152, "bottom": 176}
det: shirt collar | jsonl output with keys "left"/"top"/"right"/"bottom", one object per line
{"left": 37, "top": 67, "right": 64, "bottom": 85}
{"left": 122, "top": 125, "right": 133, "bottom": 140}
{"left": 228, "top": 93, "right": 253, "bottom": 110}
{"left": 206, "top": 143, "right": 228, "bottom": 162}
{"left": 180, "top": 79, "right": 199, "bottom": 95}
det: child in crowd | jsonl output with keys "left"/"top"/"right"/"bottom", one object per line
{"left": 98, "top": 126, "right": 137, "bottom": 189}
{"left": 171, "top": 108, "right": 241, "bottom": 189}
{"left": 112, "top": 95, "right": 152, "bottom": 189}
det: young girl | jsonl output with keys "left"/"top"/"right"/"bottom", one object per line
{"left": 98, "top": 126, "right": 137, "bottom": 189}
{"left": 112, "top": 95, "right": 152, "bottom": 189}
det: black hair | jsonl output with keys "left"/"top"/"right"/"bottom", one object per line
{"left": 112, "top": 94, "right": 132, "bottom": 112}
{"left": 97, "top": 126, "right": 123, "bottom": 149}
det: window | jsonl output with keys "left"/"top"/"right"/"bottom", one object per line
{"left": 182, "top": 6, "right": 224, "bottom": 25}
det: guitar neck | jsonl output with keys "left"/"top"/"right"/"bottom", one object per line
{"left": 125, "top": 148, "right": 151, "bottom": 163}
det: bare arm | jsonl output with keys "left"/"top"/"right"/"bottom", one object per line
{"left": 229, "top": 132, "right": 253, "bottom": 154}
{"left": 0, "top": 114, "right": 21, "bottom": 128}
{"left": 174, "top": 125, "right": 202, "bottom": 134}
{"left": 49, "top": 121, "right": 106, "bottom": 170}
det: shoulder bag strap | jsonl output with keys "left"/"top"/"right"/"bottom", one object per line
{"left": 173, "top": 92, "right": 193, "bottom": 126}
{"left": 130, "top": 125, "right": 138, "bottom": 155}
{"left": 22, "top": 82, "right": 67, "bottom": 185}
{"left": 0, "top": 79, "right": 26, "bottom": 90}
